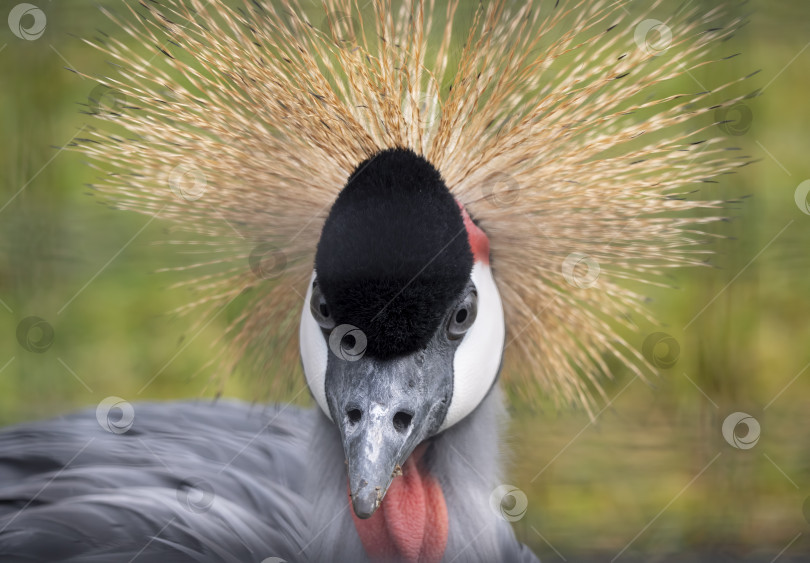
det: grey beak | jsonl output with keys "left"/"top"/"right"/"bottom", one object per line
{"left": 325, "top": 347, "right": 454, "bottom": 519}
{"left": 344, "top": 401, "right": 413, "bottom": 518}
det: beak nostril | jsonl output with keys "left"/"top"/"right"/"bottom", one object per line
{"left": 392, "top": 411, "right": 413, "bottom": 433}
{"left": 347, "top": 408, "right": 362, "bottom": 425}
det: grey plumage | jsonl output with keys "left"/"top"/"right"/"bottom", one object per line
{"left": 0, "top": 401, "right": 309, "bottom": 562}
{"left": 0, "top": 394, "right": 537, "bottom": 561}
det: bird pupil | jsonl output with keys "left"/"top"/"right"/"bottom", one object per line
{"left": 455, "top": 309, "right": 467, "bottom": 324}
{"left": 343, "top": 334, "right": 356, "bottom": 349}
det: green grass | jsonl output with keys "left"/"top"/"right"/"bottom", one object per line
{"left": 1, "top": 0, "right": 809, "bottom": 559}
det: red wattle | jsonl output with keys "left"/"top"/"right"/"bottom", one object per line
{"left": 351, "top": 446, "right": 448, "bottom": 563}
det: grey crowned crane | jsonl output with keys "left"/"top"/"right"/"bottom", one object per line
{"left": 0, "top": 0, "right": 748, "bottom": 561}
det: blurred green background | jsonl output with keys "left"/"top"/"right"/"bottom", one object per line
{"left": 1, "top": 0, "right": 809, "bottom": 560}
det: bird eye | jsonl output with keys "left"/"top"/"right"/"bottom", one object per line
{"left": 310, "top": 281, "right": 336, "bottom": 330}
{"left": 447, "top": 290, "right": 477, "bottom": 340}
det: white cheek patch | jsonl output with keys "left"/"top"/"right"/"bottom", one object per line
{"left": 441, "top": 261, "right": 505, "bottom": 430}
{"left": 300, "top": 271, "right": 331, "bottom": 420}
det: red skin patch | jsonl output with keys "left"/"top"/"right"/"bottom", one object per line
{"left": 351, "top": 445, "right": 448, "bottom": 563}
{"left": 457, "top": 201, "right": 490, "bottom": 265}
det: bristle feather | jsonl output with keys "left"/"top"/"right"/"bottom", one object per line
{"left": 78, "top": 0, "right": 749, "bottom": 413}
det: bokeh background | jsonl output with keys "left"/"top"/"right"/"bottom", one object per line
{"left": 1, "top": 0, "right": 809, "bottom": 560}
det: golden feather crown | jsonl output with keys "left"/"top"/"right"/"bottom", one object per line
{"left": 79, "top": 0, "right": 751, "bottom": 413}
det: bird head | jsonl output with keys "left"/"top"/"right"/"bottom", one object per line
{"left": 299, "top": 148, "right": 505, "bottom": 519}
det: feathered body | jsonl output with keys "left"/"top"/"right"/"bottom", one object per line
{"left": 0, "top": 391, "right": 535, "bottom": 561}
{"left": 0, "top": 401, "right": 310, "bottom": 561}
{"left": 0, "top": 0, "right": 750, "bottom": 561}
